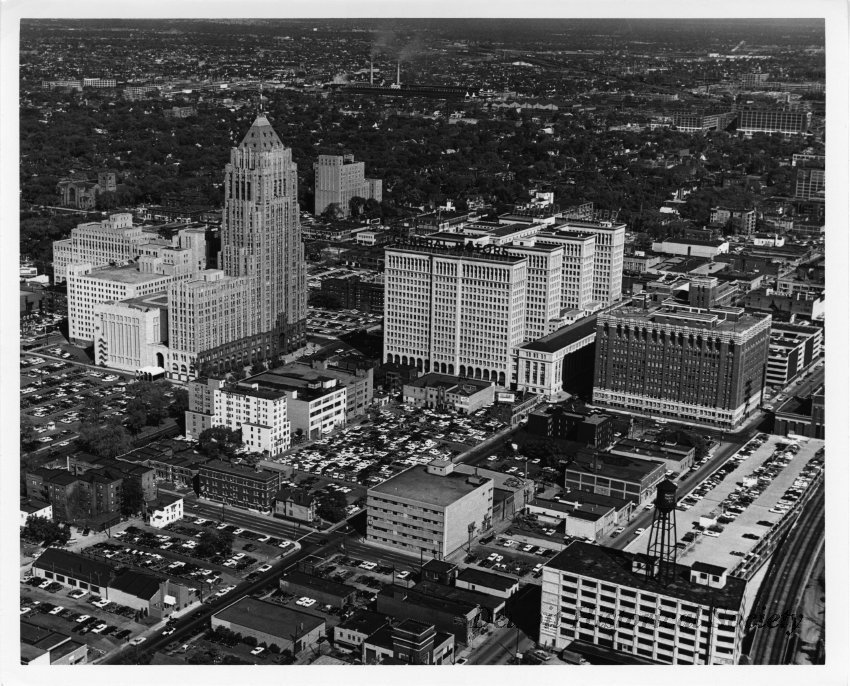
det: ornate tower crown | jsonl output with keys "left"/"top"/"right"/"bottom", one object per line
{"left": 238, "top": 115, "right": 284, "bottom": 152}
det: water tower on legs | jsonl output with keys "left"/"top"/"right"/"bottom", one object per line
{"left": 646, "top": 479, "right": 678, "bottom": 585}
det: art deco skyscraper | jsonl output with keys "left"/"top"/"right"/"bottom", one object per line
{"left": 220, "top": 114, "right": 307, "bottom": 359}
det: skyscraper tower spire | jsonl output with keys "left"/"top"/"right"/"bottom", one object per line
{"left": 220, "top": 113, "right": 307, "bottom": 363}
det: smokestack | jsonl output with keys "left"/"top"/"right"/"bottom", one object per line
{"left": 370, "top": 60, "right": 374, "bottom": 85}
{"left": 397, "top": 61, "right": 400, "bottom": 86}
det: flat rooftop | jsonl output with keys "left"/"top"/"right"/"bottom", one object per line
{"left": 369, "top": 465, "right": 492, "bottom": 508}
{"left": 214, "top": 597, "right": 324, "bottom": 639}
{"left": 547, "top": 541, "right": 747, "bottom": 611}
{"left": 567, "top": 451, "right": 666, "bottom": 484}
{"left": 624, "top": 435, "right": 824, "bottom": 572}
{"left": 82, "top": 264, "right": 172, "bottom": 285}
{"left": 520, "top": 316, "right": 597, "bottom": 354}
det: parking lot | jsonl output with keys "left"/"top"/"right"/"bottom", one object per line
{"left": 20, "top": 353, "right": 138, "bottom": 453}
{"left": 20, "top": 575, "right": 152, "bottom": 654}
{"left": 624, "top": 434, "right": 825, "bottom": 571}
{"left": 306, "top": 306, "right": 382, "bottom": 337}
{"left": 274, "top": 405, "right": 506, "bottom": 488}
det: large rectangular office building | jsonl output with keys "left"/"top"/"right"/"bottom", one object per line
{"left": 367, "top": 460, "right": 493, "bottom": 559}
{"left": 384, "top": 243, "right": 527, "bottom": 386}
{"left": 592, "top": 300, "right": 771, "bottom": 428}
{"left": 540, "top": 541, "right": 747, "bottom": 664}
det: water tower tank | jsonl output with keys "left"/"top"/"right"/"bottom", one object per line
{"left": 654, "top": 479, "right": 677, "bottom": 512}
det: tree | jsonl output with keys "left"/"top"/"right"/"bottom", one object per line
{"left": 22, "top": 516, "right": 70, "bottom": 547}
{"left": 250, "top": 361, "right": 266, "bottom": 376}
{"left": 126, "top": 381, "right": 169, "bottom": 426}
{"left": 169, "top": 388, "right": 189, "bottom": 431}
{"left": 196, "top": 529, "right": 234, "bottom": 558}
{"left": 77, "top": 419, "right": 133, "bottom": 459}
{"left": 316, "top": 490, "right": 347, "bottom": 523}
{"left": 21, "top": 417, "right": 38, "bottom": 453}
{"left": 348, "top": 195, "right": 366, "bottom": 218}
{"left": 197, "top": 426, "right": 242, "bottom": 460}
{"left": 320, "top": 203, "right": 344, "bottom": 222}
{"left": 125, "top": 399, "right": 148, "bottom": 435}
{"left": 121, "top": 478, "right": 145, "bottom": 516}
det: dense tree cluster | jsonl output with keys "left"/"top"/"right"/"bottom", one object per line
{"left": 21, "top": 516, "right": 71, "bottom": 547}
{"left": 196, "top": 426, "right": 243, "bottom": 460}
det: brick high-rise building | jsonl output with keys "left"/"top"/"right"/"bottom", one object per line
{"left": 592, "top": 300, "right": 771, "bottom": 428}
{"left": 314, "top": 154, "right": 382, "bottom": 218}
{"left": 219, "top": 114, "right": 307, "bottom": 360}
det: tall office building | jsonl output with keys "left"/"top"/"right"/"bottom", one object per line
{"left": 540, "top": 220, "right": 624, "bottom": 306}
{"left": 504, "top": 243, "right": 564, "bottom": 341}
{"left": 219, "top": 114, "right": 307, "bottom": 361}
{"left": 384, "top": 242, "right": 527, "bottom": 386}
{"left": 167, "top": 270, "right": 258, "bottom": 381}
{"left": 537, "top": 230, "right": 597, "bottom": 311}
{"left": 592, "top": 300, "right": 771, "bottom": 428}
{"left": 314, "top": 154, "right": 382, "bottom": 217}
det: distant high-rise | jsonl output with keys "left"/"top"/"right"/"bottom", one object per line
{"left": 314, "top": 154, "right": 382, "bottom": 218}
{"left": 220, "top": 114, "right": 307, "bottom": 360}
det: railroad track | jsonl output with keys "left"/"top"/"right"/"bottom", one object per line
{"left": 747, "top": 483, "right": 825, "bottom": 664}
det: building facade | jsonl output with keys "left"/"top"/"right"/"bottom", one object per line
{"left": 536, "top": 230, "right": 596, "bottom": 310}
{"left": 219, "top": 114, "right": 308, "bottom": 363}
{"left": 67, "top": 260, "right": 194, "bottom": 346}
{"left": 314, "top": 153, "right": 382, "bottom": 217}
{"left": 384, "top": 243, "right": 527, "bottom": 386}
{"left": 367, "top": 460, "right": 494, "bottom": 558}
{"left": 52, "top": 213, "right": 146, "bottom": 283}
{"left": 93, "top": 294, "right": 169, "bottom": 372}
{"left": 539, "top": 542, "right": 747, "bottom": 665}
{"left": 592, "top": 301, "right": 772, "bottom": 428}
{"left": 197, "top": 460, "right": 282, "bottom": 512}
{"left": 184, "top": 377, "right": 291, "bottom": 455}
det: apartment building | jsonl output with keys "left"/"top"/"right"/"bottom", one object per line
{"left": 82, "top": 77, "right": 117, "bottom": 88}
{"left": 184, "top": 377, "right": 291, "bottom": 455}
{"left": 592, "top": 300, "right": 771, "bottom": 428}
{"left": 198, "top": 460, "right": 282, "bottom": 511}
{"left": 366, "top": 459, "right": 494, "bottom": 558}
{"left": 314, "top": 153, "right": 382, "bottom": 217}
{"left": 539, "top": 541, "right": 747, "bottom": 664}
{"left": 384, "top": 242, "right": 527, "bottom": 386}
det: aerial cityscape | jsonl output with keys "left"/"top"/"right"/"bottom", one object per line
{"left": 15, "top": 17, "right": 830, "bottom": 669}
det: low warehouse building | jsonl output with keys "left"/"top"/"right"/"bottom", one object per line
{"left": 32, "top": 548, "right": 114, "bottom": 597}
{"left": 279, "top": 570, "right": 357, "bottom": 608}
{"left": 333, "top": 610, "right": 389, "bottom": 649}
{"left": 107, "top": 570, "right": 194, "bottom": 619}
{"left": 211, "top": 597, "right": 325, "bottom": 654}
{"left": 455, "top": 568, "right": 519, "bottom": 599}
